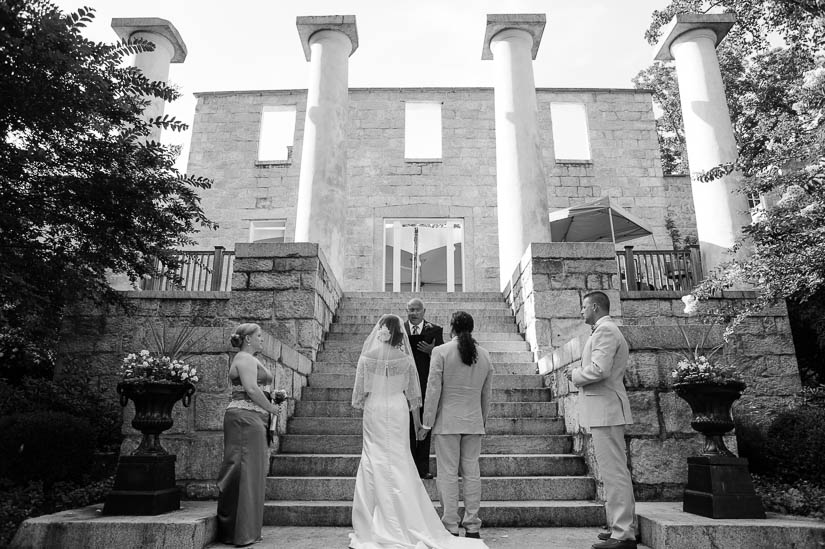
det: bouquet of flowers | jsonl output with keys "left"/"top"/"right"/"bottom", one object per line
{"left": 121, "top": 349, "right": 200, "bottom": 384}
{"left": 671, "top": 295, "right": 743, "bottom": 386}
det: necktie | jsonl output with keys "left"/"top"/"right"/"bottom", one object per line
{"left": 412, "top": 325, "right": 419, "bottom": 335}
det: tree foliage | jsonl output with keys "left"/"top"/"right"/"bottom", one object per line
{"left": 637, "top": 1, "right": 825, "bottom": 353}
{"left": 0, "top": 1, "right": 216, "bottom": 352}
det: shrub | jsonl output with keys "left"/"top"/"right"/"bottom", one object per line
{"left": 0, "top": 375, "right": 121, "bottom": 452}
{"left": 0, "top": 411, "right": 95, "bottom": 486}
{"left": 752, "top": 475, "right": 825, "bottom": 520}
{"left": 0, "top": 476, "right": 114, "bottom": 547}
{"left": 765, "top": 405, "right": 825, "bottom": 484}
{"left": 0, "top": 327, "right": 54, "bottom": 384}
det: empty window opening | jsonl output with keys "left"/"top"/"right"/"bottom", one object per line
{"left": 550, "top": 102, "right": 591, "bottom": 161}
{"left": 405, "top": 102, "right": 442, "bottom": 160}
{"left": 258, "top": 106, "right": 296, "bottom": 162}
{"left": 250, "top": 220, "right": 286, "bottom": 243}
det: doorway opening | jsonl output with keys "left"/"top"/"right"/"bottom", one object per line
{"left": 384, "top": 219, "right": 464, "bottom": 292}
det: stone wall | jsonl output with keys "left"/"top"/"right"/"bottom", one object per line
{"left": 187, "top": 87, "right": 695, "bottom": 291}
{"left": 57, "top": 243, "right": 341, "bottom": 494}
{"left": 504, "top": 242, "right": 621, "bottom": 363}
{"left": 508, "top": 243, "right": 801, "bottom": 500}
{"left": 230, "top": 242, "right": 342, "bottom": 360}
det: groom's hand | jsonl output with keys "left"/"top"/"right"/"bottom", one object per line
{"left": 417, "top": 340, "right": 435, "bottom": 355}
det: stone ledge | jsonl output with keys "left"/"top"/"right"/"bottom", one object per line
{"left": 636, "top": 501, "right": 825, "bottom": 549}
{"left": 10, "top": 501, "right": 216, "bottom": 549}
{"left": 529, "top": 242, "right": 616, "bottom": 260}
{"left": 120, "top": 291, "right": 231, "bottom": 300}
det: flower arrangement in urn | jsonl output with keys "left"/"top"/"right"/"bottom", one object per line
{"left": 119, "top": 320, "right": 207, "bottom": 385}
{"left": 670, "top": 295, "right": 744, "bottom": 386}
{"left": 671, "top": 294, "right": 745, "bottom": 457}
{"left": 120, "top": 350, "right": 199, "bottom": 385}
{"left": 116, "top": 321, "right": 207, "bottom": 456}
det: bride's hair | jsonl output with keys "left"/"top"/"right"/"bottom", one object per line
{"left": 379, "top": 315, "right": 405, "bottom": 348}
{"left": 451, "top": 311, "right": 477, "bottom": 366}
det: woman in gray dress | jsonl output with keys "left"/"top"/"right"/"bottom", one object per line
{"left": 217, "top": 323, "right": 286, "bottom": 546}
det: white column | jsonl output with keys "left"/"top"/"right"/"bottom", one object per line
{"left": 655, "top": 14, "right": 751, "bottom": 275}
{"left": 111, "top": 18, "right": 187, "bottom": 143}
{"left": 483, "top": 15, "right": 553, "bottom": 289}
{"left": 295, "top": 16, "right": 358, "bottom": 283}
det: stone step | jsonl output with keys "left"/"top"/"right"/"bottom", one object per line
{"left": 307, "top": 372, "right": 542, "bottom": 389}
{"left": 263, "top": 500, "right": 605, "bottom": 527}
{"left": 338, "top": 308, "right": 513, "bottom": 318}
{"left": 270, "top": 454, "right": 586, "bottom": 477}
{"left": 278, "top": 434, "right": 572, "bottom": 454}
{"left": 322, "top": 339, "right": 530, "bottom": 352}
{"left": 301, "top": 387, "right": 551, "bottom": 402}
{"left": 312, "top": 361, "right": 538, "bottom": 375}
{"left": 314, "top": 350, "right": 533, "bottom": 363}
{"left": 330, "top": 323, "right": 519, "bottom": 334}
{"left": 265, "top": 476, "right": 595, "bottom": 502}
{"left": 343, "top": 292, "right": 504, "bottom": 301}
{"left": 325, "top": 331, "right": 525, "bottom": 342}
{"left": 293, "top": 400, "right": 557, "bottom": 419}
{"left": 339, "top": 301, "right": 512, "bottom": 311}
{"left": 286, "top": 417, "right": 564, "bottom": 436}
{"left": 335, "top": 314, "right": 517, "bottom": 325}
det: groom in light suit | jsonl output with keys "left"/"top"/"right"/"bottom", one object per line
{"left": 567, "top": 291, "right": 637, "bottom": 549}
{"left": 418, "top": 311, "right": 493, "bottom": 539}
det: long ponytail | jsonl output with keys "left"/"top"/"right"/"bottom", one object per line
{"left": 451, "top": 311, "right": 477, "bottom": 366}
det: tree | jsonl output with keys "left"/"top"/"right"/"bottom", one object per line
{"left": 0, "top": 0, "right": 216, "bottom": 368}
{"left": 637, "top": 1, "right": 825, "bottom": 383}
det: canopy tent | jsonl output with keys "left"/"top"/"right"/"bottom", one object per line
{"left": 548, "top": 196, "right": 653, "bottom": 244}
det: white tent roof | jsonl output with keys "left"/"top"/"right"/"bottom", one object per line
{"left": 548, "top": 196, "right": 653, "bottom": 244}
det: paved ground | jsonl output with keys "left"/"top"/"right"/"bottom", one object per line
{"left": 206, "top": 527, "right": 650, "bottom": 549}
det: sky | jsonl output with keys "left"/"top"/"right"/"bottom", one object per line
{"left": 53, "top": 0, "right": 671, "bottom": 171}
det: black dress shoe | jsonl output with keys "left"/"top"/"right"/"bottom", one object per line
{"left": 420, "top": 473, "right": 434, "bottom": 479}
{"left": 450, "top": 532, "right": 459, "bottom": 537}
{"left": 465, "top": 532, "right": 481, "bottom": 539}
{"left": 591, "top": 538, "right": 637, "bottom": 549}
{"left": 597, "top": 531, "right": 611, "bottom": 541}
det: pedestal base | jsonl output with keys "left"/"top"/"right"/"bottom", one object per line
{"left": 103, "top": 454, "right": 180, "bottom": 515}
{"left": 683, "top": 455, "right": 765, "bottom": 519}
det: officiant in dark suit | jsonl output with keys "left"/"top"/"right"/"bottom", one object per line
{"left": 404, "top": 298, "right": 443, "bottom": 479}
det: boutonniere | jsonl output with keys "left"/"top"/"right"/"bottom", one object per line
{"left": 423, "top": 321, "right": 433, "bottom": 330}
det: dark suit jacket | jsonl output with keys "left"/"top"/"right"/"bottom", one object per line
{"left": 404, "top": 320, "right": 444, "bottom": 394}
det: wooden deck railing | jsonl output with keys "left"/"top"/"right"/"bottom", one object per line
{"left": 140, "top": 247, "right": 235, "bottom": 292}
{"left": 616, "top": 245, "right": 703, "bottom": 293}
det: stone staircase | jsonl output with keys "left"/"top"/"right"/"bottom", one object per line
{"left": 265, "top": 292, "right": 604, "bottom": 527}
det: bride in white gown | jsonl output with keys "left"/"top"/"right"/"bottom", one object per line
{"left": 349, "top": 314, "right": 489, "bottom": 549}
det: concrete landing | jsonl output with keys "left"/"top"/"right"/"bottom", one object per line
{"left": 18, "top": 501, "right": 825, "bottom": 549}
{"left": 636, "top": 502, "right": 825, "bottom": 549}
{"left": 206, "top": 526, "right": 652, "bottom": 549}
{"left": 10, "top": 501, "right": 216, "bottom": 549}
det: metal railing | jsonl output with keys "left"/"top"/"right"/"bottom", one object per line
{"left": 140, "top": 246, "right": 235, "bottom": 292}
{"left": 616, "top": 245, "right": 703, "bottom": 293}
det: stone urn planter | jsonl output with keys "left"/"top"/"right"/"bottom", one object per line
{"left": 117, "top": 380, "right": 196, "bottom": 455}
{"left": 673, "top": 380, "right": 745, "bottom": 456}
{"left": 104, "top": 380, "right": 196, "bottom": 515}
{"left": 673, "top": 380, "right": 764, "bottom": 519}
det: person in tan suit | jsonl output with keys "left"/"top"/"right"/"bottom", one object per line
{"left": 567, "top": 291, "right": 637, "bottom": 549}
{"left": 417, "top": 311, "right": 493, "bottom": 539}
